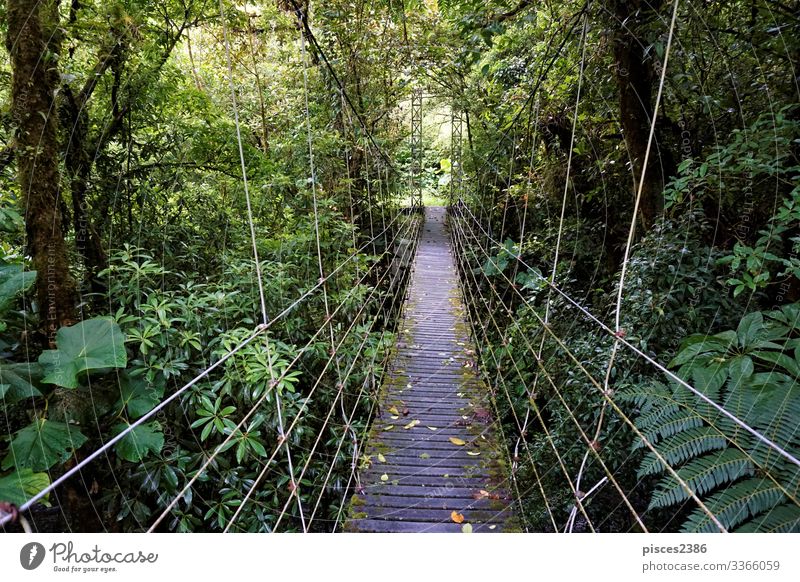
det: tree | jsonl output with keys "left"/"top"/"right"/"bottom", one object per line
{"left": 6, "top": 0, "right": 77, "bottom": 340}
{"left": 608, "top": 0, "right": 674, "bottom": 229}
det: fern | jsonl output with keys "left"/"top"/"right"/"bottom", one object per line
{"left": 620, "top": 305, "right": 800, "bottom": 532}
{"left": 649, "top": 449, "right": 754, "bottom": 508}
{"left": 636, "top": 427, "right": 727, "bottom": 478}
{"left": 634, "top": 408, "right": 704, "bottom": 449}
{"left": 736, "top": 504, "right": 800, "bottom": 533}
{"left": 682, "top": 479, "right": 786, "bottom": 532}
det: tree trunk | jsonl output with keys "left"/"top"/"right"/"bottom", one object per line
{"left": 61, "top": 84, "right": 108, "bottom": 299}
{"left": 6, "top": 0, "right": 77, "bottom": 342}
{"left": 611, "top": 0, "right": 667, "bottom": 229}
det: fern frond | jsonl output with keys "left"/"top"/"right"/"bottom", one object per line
{"left": 649, "top": 449, "right": 754, "bottom": 509}
{"left": 616, "top": 382, "right": 674, "bottom": 411}
{"left": 635, "top": 410, "right": 705, "bottom": 450}
{"left": 637, "top": 427, "right": 727, "bottom": 478}
{"left": 735, "top": 503, "right": 800, "bottom": 533}
{"left": 632, "top": 308, "right": 800, "bottom": 532}
{"left": 632, "top": 403, "right": 680, "bottom": 433}
{"left": 681, "top": 478, "right": 786, "bottom": 532}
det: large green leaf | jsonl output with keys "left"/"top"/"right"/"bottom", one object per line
{"left": 39, "top": 317, "right": 127, "bottom": 389}
{"left": 0, "top": 263, "right": 36, "bottom": 313}
{"left": 0, "top": 469, "right": 50, "bottom": 506}
{"left": 737, "top": 311, "right": 764, "bottom": 348}
{"left": 1, "top": 419, "right": 88, "bottom": 471}
{"left": 0, "top": 362, "right": 43, "bottom": 404}
{"left": 116, "top": 372, "right": 165, "bottom": 419}
{"left": 113, "top": 422, "right": 164, "bottom": 462}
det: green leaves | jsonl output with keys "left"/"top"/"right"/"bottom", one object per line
{"left": 39, "top": 317, "right": 127, "bottom": 388}
{"left": 0, "top": 469, "right": 50, "bottom": 507}
{"left": 218, "top": 417, "right": 268, "bottom": 464}
{"left": 0, "top": 362, "right": 43, "bottom": 404}
{"left": 190, "top": 395, "right": 237, "bottom": 442}
{"left": 649, "top": 449, "right": 754, "bottom": 509}
{"left": 117, "top": 372, "right": 165, "bottom": 419}
{"left": 481, "top": 239, "right": 519, "bottom": 276}
{"left": 1, "top": 419, "right": 88, "bottom": 472}
{"left": 623, "top": 305, "right": 800, "bottom": 532}
{"left": 113, "top": 422, "right": 165, "bottom": 462}
{"left": 719, "top": 186, "right": 800, "bottom": 296}
{"left": 0, "top": 262, "right": 36, "bottom": 313}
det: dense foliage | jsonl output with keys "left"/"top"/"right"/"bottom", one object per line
{"left": 1, "top": 0, "right": 798, "bottom": 533}
{"left": 1, "top": 0, "right": 417, "bottom": 531}
{"left": 436, "top": 0, "right": 800, "bottom": 532}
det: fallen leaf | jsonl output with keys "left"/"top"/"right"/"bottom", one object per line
{"left": 427, "top": 426, "right": 437, "bottom": 431}
{"left": 451, "top": 511, "right": 464, "bottom": 524}
{"left": 449, "top": 437, "right": 466, "bottom": 446}
{"left": 388, "top": 406, "right": 400, "bottom": 416}
{"left": 377, "top": 453, "right": 386, "bottom": 463}
{"left": 382, "top": 425, "right": 394, "bottom": 431}
{"left": 380, "top": 474, "right": 388, "bottom": 482}
{"left": 419, "top": 453, "right": 430, "bottom": 459}
{"left": 488, "top": 525, "right": 496, "bottom": 530}
{"left": 404, "top": 419, "right": 420, "bottom": 429}
{"left": 462, "top": 523, "right": 473, "bottom": 533}
{"left": 467, "top": 451, "right": 481, "bottom": 456}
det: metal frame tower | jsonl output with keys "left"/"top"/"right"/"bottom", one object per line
{"left": 409, "top": 88, "right": 423, "bottom": 210}
{"left": 449, "top": 109, "right": 463, "bottom": 206}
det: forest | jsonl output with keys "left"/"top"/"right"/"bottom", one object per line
{"left": 0, "top": 0, "right": 798, "bottom": 533}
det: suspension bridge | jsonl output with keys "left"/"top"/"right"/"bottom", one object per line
{"left": 344, "top": 207, "right": 517, "bottom": 533}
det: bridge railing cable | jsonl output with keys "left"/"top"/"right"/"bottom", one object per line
{"left": 145, "top": 209, "right": 418, "bottom": 531}
{"left": 450, "top": 207, "right": 654, "bottom": 531}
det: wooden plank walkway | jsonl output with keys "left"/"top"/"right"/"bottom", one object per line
{"left": 345, "top": 207, "right": 518, "bottom": 533}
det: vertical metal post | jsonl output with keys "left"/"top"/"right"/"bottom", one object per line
{"left": 449, "top": 108, "right": 463, "bottom": 206}
{"left": 410, "top": 88, "right": 423, "bottom": 210}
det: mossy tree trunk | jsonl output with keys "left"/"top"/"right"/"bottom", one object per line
{"left": 6, "top": 0, "right": 77, "bottom": 342}
{"left": 609, "top": 0, "right": 671, "bottom": 230}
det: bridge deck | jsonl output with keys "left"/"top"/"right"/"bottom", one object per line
{"left": 345, "top": 207, "right": 518, "bottom": 533}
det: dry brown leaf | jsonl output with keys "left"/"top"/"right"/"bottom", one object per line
{"left": 451, "top": 511, "right": 465, "bottom": 524}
